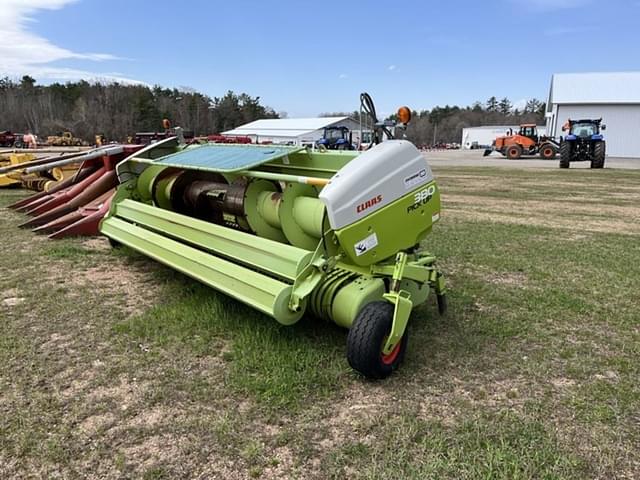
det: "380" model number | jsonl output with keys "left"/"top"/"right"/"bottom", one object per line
{"left": 407, "top": 185, "right": 436, "bottom": 213}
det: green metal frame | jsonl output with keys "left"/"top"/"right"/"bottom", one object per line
{"left": 101, "top": 142, "right": 447, "bottom": 356}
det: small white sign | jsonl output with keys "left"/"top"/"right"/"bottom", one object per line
{"left": 403, "top": 168, "right": 428, "bottom": 190}
{"left": 354, "top": 232, "right": 378, "bottom": 257}
{"left": 432, "top": 212, "right": 440, "bottom": 222}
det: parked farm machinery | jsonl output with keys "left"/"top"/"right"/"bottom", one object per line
{"left": 47, "top": 131, "right": 85, "bottom": 147}
{"left": 5, "top": 145, "right": 142, "bottom": 238}
{"left": 559, "top": 118, "right": 606, "bottom": 169}
{"left": 484, "top": 124, "right": 559, "bottom": 160}
{"left": 100, "top": 132, "right": 447, "bottom": 378}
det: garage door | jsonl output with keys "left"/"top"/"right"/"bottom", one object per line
{"left": 554, "top": 105, "right": 640, "bottom": 158}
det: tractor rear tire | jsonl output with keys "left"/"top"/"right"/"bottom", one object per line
{"left": 591, "top": 141, "right": 606, "bottom": 169}
{"left": 506, "top": 144, "right": 523, "bottom": 160}
{"left": 347, "top": 301, "right": 408, "bottom": 379}
{"left": 540, "top": 143, "right": 557, "bottom": 160}
{"left": 559, "top": 142, "right": 571, "bottom": 168}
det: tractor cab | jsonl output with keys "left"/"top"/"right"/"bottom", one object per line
{"left": 564, "top": 119, "right": 605, "bottom": 139}
{"left": 317, "top": 126, "right": 353, "bottom": 150}
{"left": 518, "top": 124, "right": 539, "bottom": 142}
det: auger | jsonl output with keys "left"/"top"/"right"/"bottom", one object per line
{"left": 100, "top": 96, "right": 447, "bottom": 378}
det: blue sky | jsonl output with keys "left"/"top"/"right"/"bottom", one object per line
{"left": 1, "top": 0, "right": 639, "bottom": 116}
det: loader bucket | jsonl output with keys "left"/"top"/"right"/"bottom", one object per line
{"left": 483, "top": 148, "right": 493, "bottom": 157}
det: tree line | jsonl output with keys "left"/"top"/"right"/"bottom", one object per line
{"left": 2, "top": 75, "right": 546, "bottom": 146}
{"left": 405, "top": 97, "right": 546, "bottom": 146}
{"left": 0, "top": 76, "right": 279, "bottom": 142}
{"left": 322, "top": 96, "right": 547, "bottom": 146}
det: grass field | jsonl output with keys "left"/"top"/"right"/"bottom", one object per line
{"left": 1, "top": 166, "right": 639, "bottom": 479}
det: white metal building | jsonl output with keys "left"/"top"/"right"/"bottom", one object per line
{"left": 222, "top": 117, "right": 362, "bottom": 146}
{"left": 546, "top": 72, "right": 640, "bottom": 158}
{"left": 461, "top": 125, "right": 547, "bottom": 150}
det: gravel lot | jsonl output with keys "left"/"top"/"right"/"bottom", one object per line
{"left": 424, "top": 149, "right": 640, "bottom": 169}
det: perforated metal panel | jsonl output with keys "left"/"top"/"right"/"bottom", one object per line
{"left": 149, "top": 144, "right": 304, "bottom": 172}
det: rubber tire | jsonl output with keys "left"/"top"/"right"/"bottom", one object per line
{"left": 540, "top": 144, "right": 557, "bottom": 160}
{"left": 559, "top": 142, "right": 571, "bottom": 168}
{"left": 506, "top": 144, "right": 522, "bottom": 160}
{"left": 591, "top": 141, "right": 606, "bottom": 169}
{"left": 346, "top": 301, "right": 408, "bottom": 380}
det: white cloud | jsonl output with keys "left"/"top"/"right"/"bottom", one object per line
{"left": 0, "top": 0, "right": 142, "bottom": 84}
{"left": 338, "top": 73, "right": 348, "bottom": 79}
{"left": 509, "top": 0, "right": 591, "bottom": 10}
{"left": 388, "top": 65, "right": 397, "bottom": 71}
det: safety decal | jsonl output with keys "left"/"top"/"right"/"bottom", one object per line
{"left": 354, "top": 232, "right": 378, "bottom": 256}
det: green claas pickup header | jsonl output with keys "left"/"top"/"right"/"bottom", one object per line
{"left": 100, "top": 96, "right": 447, "bottom": 379}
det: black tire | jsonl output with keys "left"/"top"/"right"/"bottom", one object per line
{"left": 591, "top": 141, "right": 606, "bottom": 169}
{"left": 559, "top": 142, "right": 571, "bottom": 168}
{"left": 346, "top": 301, "right": 408, "bottom": 379}
{"left": 539, "top": 143, "right": 557, "bottom": 160}
{"left": 506, "top": 144, "right": 522, "bottom": 160}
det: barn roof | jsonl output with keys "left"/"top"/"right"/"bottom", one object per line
{"left": 549, "top": 72, "right": 640, "bottom": 105}
{"left": 222, "top": 117, "right": 352, "bottom": 138}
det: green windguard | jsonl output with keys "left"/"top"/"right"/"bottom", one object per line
{"left": 134, "top": 143, "right": 305, "bottom": 173}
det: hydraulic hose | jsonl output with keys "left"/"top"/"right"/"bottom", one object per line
{"left": 360, "top": 92, "right": 393, "bottom": 148}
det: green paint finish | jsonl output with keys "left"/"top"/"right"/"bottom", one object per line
{"left": 288, "top": 242, "right": 326, "bottom": 312}
{"left": 100, "top": 215, "right": 303, "bottom": 325}
{"left": 292, "top": 196, "right": 324, "bottom": 238}
{"left": 280, "top": 183, "right": 321, "bottom": 250}
{"left": 382, "top": 290, "right": 412, "bottom": 354}
{"left": 101, "top": 139, "right": 448, "bottom": 358}
{"left": 244, "top": 179, "right": 287, "bottom": 243}
{"left": 265, "top": 149, "right": 359, "bottom": 177}
{"left": 398, "top": 279, "right": 429, "bottom": 306}
{"left": 153, "top": 172, "right": 178, "bottom": 210}
{"left": 335, "top": 181, "right": 441, "bottom": 266}
{"left": 256, "top": 190, "right": 282, "bottom": 229}
{"left": 136, "top": 165, "right": 170, "bottom": 202}
{"left": 111, "top": 199, "right": 312, "bottom": 282}
{"left": 330, "top": 276, "right": 386, "bottom": 328}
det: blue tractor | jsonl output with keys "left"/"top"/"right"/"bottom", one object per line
{"left": 316, "top": 126, "right": 354, "bottom": 150}
{"left": 559, "top": 118, "right": 606, "bottom": 169}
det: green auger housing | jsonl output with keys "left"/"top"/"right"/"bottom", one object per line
{"left": 100, "top": 137, "right": 446, "bottom": 379}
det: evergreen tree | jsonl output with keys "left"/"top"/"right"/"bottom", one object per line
{"left": 498, "top": 97, "right": 512, "bottom": 115}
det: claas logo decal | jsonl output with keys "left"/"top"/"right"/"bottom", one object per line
{"left": 407, "top": 185, "right": 436, "bottom": 213}
{"left": 356, "top": 195, "right": 383, "bottom": 214}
